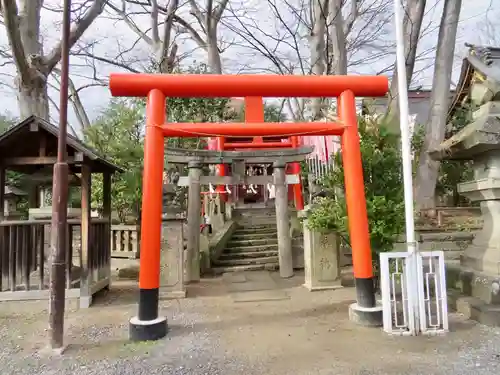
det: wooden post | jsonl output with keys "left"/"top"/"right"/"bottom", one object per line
{"left": 79, "top": 163, "right": 92, "bottom": 308}
{"left": 102, "top": 171, "right": 112, "bottom": 280}
{"left": 48, "top": 0, "right": 71, "bottom": 350}
{"left": 0, "top": 166, "right": 5, "bottom": 221}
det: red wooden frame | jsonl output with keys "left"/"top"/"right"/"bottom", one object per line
{"left": 109, "top": 73, "right": 388, "bottom": 306}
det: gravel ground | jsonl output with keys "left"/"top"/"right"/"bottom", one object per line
{"left": 0, "top": 277, "right": 500, "bottom": 375}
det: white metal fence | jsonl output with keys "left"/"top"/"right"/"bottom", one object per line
{"left": 306, "top": 155, "right": 334, "bottom": 180}
{"left": 380, "top": 250, "right": 448, "bottom": 336}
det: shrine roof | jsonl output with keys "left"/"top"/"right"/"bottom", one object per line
{"left": 0, "top": 115, "right": 122, "bottom": 174}
{"left": 446, "top": 43, "right": 500, "bottom": 124}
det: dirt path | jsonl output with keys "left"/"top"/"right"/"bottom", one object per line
{"left": 0, "top": 273, "right": 499, "bottom": 374}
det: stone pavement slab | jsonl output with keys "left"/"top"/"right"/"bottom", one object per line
{"left": 222, "top": 270, "right": 291, "bottom": 301}
{"left": 222, "top": 271, "right": 247, "bottom": 284}
{"left": 231, "top": 289, "right": 290, "bottom": 302}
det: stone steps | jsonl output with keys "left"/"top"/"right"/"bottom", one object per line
{"left": 234, "top": 227, "right": 278, "bottom": 235}
{"left": 212, "top": 263, "right": 279, "bottom": 275}
{"left": 224, "top": 243, "right": 279, "bottom": 253}
{"left": 233, "top": 208, "right": 277, "bottom": 227}
{"left": 236, "top": 223, "right": 276, "bottom": 229}
{"left": 227, "top": 238, "right": 278, "bottom": 247}
{"left": 219, "top": 250, "right": 278, "bottom": 259}
{"left": 213, "top": 210, "right": 280, "bottom": 272}
{"left": 237, "top": 220, "right": 277, "bottom": 227}
{"left": 232, "top": 232, "right": 278, "bottom": 240}
{"left": 215, "top": 255, "right": 279, "bottom": 266}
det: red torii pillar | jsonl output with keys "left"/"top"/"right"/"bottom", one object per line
{"left": 109, "top": 73, "right": 389, "bottom": 341}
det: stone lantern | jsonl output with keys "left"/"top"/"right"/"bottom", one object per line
{"left": 24, "top": 167, "right": 82, "bottom": 220}
{"left": 430, "top": 43, "right": 500, "bottom": 324}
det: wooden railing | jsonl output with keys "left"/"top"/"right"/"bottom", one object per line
{"left": 110, "top": 225, "right": 139, "bottom": 259}
{"left": 0, "top": 219, "right": 109, "bottom": 298}
{"left": 0, "top": 220, "right": 48, "bottom": 292}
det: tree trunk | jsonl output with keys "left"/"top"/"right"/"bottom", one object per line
{"left": 181, "top": 0, "right": 228, "bottom": 74}
{"left": 415, "top": 0, "right": 462, "bottom": 210}
{"left": 327, "top": 0, "right": 347, "bottom": 76}
{"left": 309, "top": 0, "right": 329, "bottom": 119}
{"left": 2, "top": 0, "right": 107, "bottom": 121}
{"left": 386, "top": 0, "right": 426, "bottom": 132}
{"left": 207, "top": 26, "right": 223, "bottom": 74}
{"left": 16, "top": 74, "right": 50, "bottom": 120}
{"left": 11, "top": 0, "right": 49, "bottom": 120}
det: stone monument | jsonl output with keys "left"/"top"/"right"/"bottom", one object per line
{"left": 159, "top": 217, "right": 186, "bottom": 298}
{"left": 26, "top": 168, "right": 82, "bottom": 219}
{"left": 159, "top": 170, "right": 188, "bottom": 298}
{"left": 299, "top": 206, "right": 341, "bottom": 291}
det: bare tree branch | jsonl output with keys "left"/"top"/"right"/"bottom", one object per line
{"left": 180, "top": 0, "right": 230, "bottom": 73}
{"left": 107, "top": 1, "right": 154, "bottom": 45}
{"left": 74, "top": 50, "right": 142, "bottom": 73}
{"left": 173, "top": 14, "right": 206, "bottom": 48}
{"left": 157, "top": 0, "right": 179, "bottom": 72}
{"left": 150, "top": 0, "right": 160, "bottom": 44}
{"left": 45, "top": 82, "right": 78, "bottom": 137}
{"left": 343, "top": 0, "right": 358, "bottom": 35}
{"left": 0, "top": 0, "right": 31, "bottom": 83}
{"left": 52, "top": 67, "right": 91, "bottom": 130}
{"left": 45, "top": 0, "right": 109, "bottom": 72}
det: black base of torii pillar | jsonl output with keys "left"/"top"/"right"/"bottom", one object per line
{"left": 129, "top": 317, "right": 168, "bottom": 341}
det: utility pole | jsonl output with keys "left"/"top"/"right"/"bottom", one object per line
{"left": 48, "top": 0, "right": 72, "bottom": 350}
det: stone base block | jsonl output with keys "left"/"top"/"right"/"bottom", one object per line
{"left": 79, "top": 295, "right": 92, "bottom": 309}
{"left": 159, "top": 289, "right": 187, "bottom": 299}
{"left": 348, "top": 302, "right": 383, "bottom": 327}
{"left": 446, "top": 261, "right": 500, "bottom": 327}
{"left": 460, "top": 246, "right": 500, "bottom": 280}
{"left": 304, "top": 280, "right": 342, "bottom": 292}
{"left": 446, "top": 263, "right": 500, "bottom": 305}
{"left": 129, "top": 316, "right": 168, "bottom": 342}
{"left": 448, "top": 290, "right": 500, "bottom": 326}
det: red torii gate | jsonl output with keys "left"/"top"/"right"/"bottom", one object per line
{"left": 109, "top": 73, "right": 389, "bottom": 341}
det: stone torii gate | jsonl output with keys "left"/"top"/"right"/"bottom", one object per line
{"left": 165, "top": 147, "right": 314, "bottom": 283}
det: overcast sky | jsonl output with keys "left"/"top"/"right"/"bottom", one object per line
{"left": 0, "top": 0, "right": 497, "bottom": 129}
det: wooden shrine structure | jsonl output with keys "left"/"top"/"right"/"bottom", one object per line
{"left": 0, "top": 116, "right": 121, "bottom": 307}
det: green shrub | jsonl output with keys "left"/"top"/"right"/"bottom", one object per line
{"left": 306, "top": 115, "right": 406, "bottom": 271}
